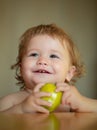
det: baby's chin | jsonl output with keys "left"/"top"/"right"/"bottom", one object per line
{"left": 31, "top": 75, "right": 60, "bottom": 85}
{"left": 33, "top": 79, "right": 56, "bottom": 85}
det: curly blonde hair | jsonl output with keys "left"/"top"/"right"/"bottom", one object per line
{"left": 11, "top": 24, "right": 85, "bottom": 89}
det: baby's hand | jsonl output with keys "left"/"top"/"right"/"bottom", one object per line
{"left": 56, "top": 83, "right": 83, "bottom": 112}
{"left": 22, "top": 83, "right": 52, "bottom": 113}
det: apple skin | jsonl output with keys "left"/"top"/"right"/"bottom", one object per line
{"left": 40, "top": 83, "right": 62, "bottom": 112}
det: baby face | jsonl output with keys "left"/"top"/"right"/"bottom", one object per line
{"left": 20, "top": 34, "right": 75, "bottom": 89}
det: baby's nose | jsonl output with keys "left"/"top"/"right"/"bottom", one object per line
{"left": 37, "top": 57, "right": 48, "bottom": 66}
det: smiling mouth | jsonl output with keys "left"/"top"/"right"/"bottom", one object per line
{"left": 33, "top": 69, "right": 51, "bottom": 74}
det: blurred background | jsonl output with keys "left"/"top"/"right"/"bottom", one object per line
{"left": 0, "top": 0, "right": 97, "bottom": 98}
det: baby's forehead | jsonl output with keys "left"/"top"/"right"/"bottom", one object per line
{"left": 23, "top": 34, "right": 70, "bottom": 55}
{"left": 30, "top": 33, "right": 68, "bottom": 45}
{"left": 29, "top": 34, "right": 68, "bottom": 46}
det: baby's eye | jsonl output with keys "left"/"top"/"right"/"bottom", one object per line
{"left": 50, "top": 54, "right": 59, "bottom": 59}
{"left": 29, "top": 53, "right": 39, "bottom": 57}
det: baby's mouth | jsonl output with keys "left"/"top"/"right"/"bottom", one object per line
{"left": 33, "top": 69, "right": 51, "bottom": 74}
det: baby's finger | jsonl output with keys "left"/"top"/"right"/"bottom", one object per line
{"left": 62, "top": 91, "right": 71, "bottom": 105}
{"left": 56, "top": 84, "right": 70, "bottom": 92}
{"left": 33, "top": 83, "right": 45, "bottom": 92}
{"left": 34, "top": 92, "right": 51, "bottom": 98}
{"left": 37, "top": 99, "right": 52, "bottom": 107}
{"left": 36, "top": 105, "right": 50, "bottom": 114}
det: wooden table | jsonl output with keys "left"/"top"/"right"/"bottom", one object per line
{"left": 0, "top": 112, "right": 97, "bottom": 130}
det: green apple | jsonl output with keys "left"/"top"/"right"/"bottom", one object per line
{"left": 40, "top": 83, "right": 62, "bottom": 112}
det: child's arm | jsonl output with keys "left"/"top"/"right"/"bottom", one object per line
{"left": 0, "top": 91, "right": 28, "bottom": 113}
{"left": 56, "top": 83, "right": 97, "bottom": 112}
{"left": 0, "top": 84, "right": 51, "bottom": 113}
{"left": 0, "top": 95, "right": 50, "bottom": 114}
{"left": 75, "top": 94, "right": 97, "bottom": 112}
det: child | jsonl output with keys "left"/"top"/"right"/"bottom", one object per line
{"left": 0, "top": 24, "right": 97, "bottom": 113}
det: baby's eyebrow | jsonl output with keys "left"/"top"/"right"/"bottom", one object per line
{"left": 50, "top": 49, "right": 63, "bottom": 55}
{"left": 27, "top": 49, "right": 39, "bottom": 53}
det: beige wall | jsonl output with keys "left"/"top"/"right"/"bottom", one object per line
{"left": 0, "top": 0, "right": 97, "bottom": 98}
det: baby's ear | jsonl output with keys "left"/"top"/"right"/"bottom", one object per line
{"left": 65, "top": 66, "right": 76, "bottom": 82}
